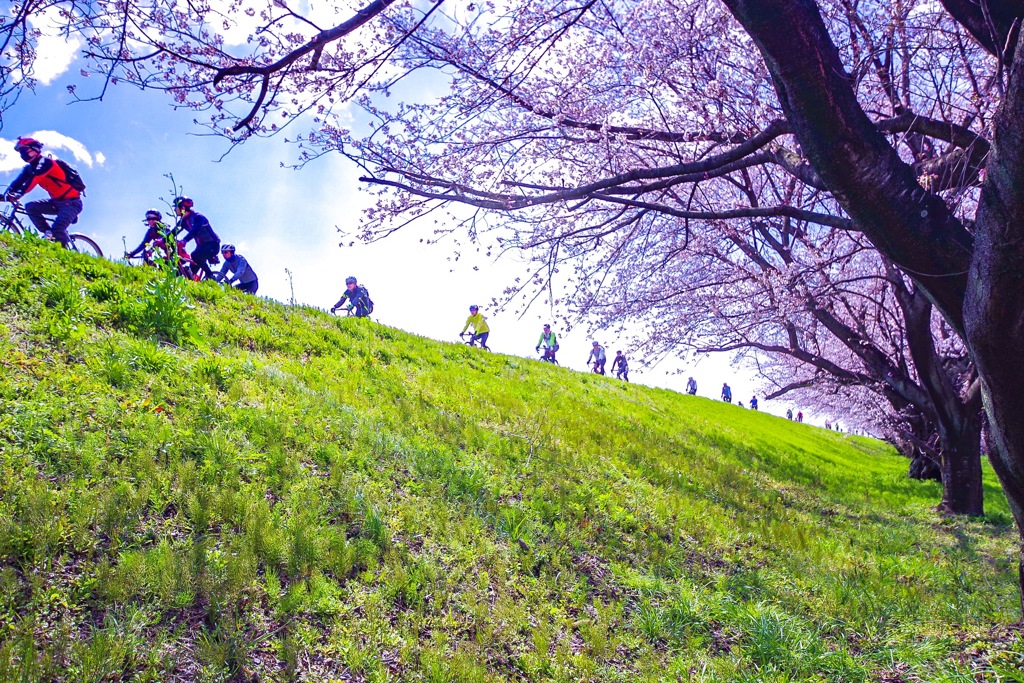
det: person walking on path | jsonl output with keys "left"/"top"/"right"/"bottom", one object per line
{"left": 612, "top": 351, "right": 629, "bottom": 381}
{"left": 460, "top": 305, "right": 490, "bottom": 349}
{"left": 587, "top": 342, "right": 607, "bottom": 375}
{"left": 721, "top": 383, "right": 732, "bottom": 403}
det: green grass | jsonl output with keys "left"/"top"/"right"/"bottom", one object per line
{"left": 0, "top": 233, "right": 1021, "bottom": 681}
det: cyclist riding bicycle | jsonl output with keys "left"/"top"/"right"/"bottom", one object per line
{"left": 2, "top": 137, "right": 84, "bottom": 248}
{"left": 174, "top": 196, "right": 220, "bottom": 280}
{"left": 216, "top": 244, "right": 259, "bottom": 294}
{"left": 126, "top": 209, "right": 176, "bottom": 265}
{"left": 587, "top": 341, "right": 607, "bottom": 375}
{"left": 612, "top": 350, "right": 629, "bottom": 381}
{"left": 460, "top": 305, "right": 490, "bottom": 349}
{"left": 536, "top": 324, "right": 559, "bottom": 363}
{"left": 331, "top": 276, "right": 373, "bottom": 317}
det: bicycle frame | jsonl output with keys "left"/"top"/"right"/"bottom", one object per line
{"left": 0, "top": 199, "right": 103, "bottom": 257}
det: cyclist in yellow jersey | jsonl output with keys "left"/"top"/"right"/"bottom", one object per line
{"left": 461, "top": 305, "right": 490, "bottom": 349}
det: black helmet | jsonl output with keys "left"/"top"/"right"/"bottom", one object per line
{"left": 221, "top": 243, "right": 235, "bottom": 253}
{"left": 345, "top": 276, "right": 357, "bottom": 285}
{"left": 144, "top": 209, "right": 162, "bottom": 222}
{"left": 14, "top": 137, "right": 43, "bottom": 153}
{"left": 174, "top": 196, "right": 194, "bottom": 211}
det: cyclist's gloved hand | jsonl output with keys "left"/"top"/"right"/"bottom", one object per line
{"left": 535, "top": 346, "right": 540, "bottom": 353}
{"left": 330, "top": 307, "right": 336, "bottom": 314}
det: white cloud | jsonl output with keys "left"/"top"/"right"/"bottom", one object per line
{"left": 29, "top": 11, "right": 82, "bottom": 85}
{"left": 0, "top": 133, "right": 104, "bottom": 173}
{"left": 31, "top": 131, "right": 102, "bottom": 166}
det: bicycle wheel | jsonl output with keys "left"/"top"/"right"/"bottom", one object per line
{"left": 0, "top": 214, "right": 23, "bottom": 236}
{"left": 68, "top": 233, "right": 103, "bottom": 258}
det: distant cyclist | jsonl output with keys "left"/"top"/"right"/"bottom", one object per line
{"left": 721, "top": 382, "right": 732, "bottom": 403}
{"left": 536, "top": 324, "right": 559, "bottom": 363}
{"left": 587, "top": 341, "right": 607, "bottom": 375}
{"left": 686, "top": 377, "right": 697, "bottom": 395}
{"left": 174, "top": 196, "right": 220, "bottom": 280}
{"left": 2, "top": 137, "right": 84, "bottom": 248}
{"left": 216, "top": 244, "right": 259, "bottom": 294}
{"left": 126, "top": 209, "right": 175, "bottom": 265}
{"left": 750, "top": 396, "right": 758, "bottom": 410}
{"left": 612, "top": 350, "right": 629, "bottom": 381}
{"left": 461, "top": 305, "right": 490, "bottom": 349}
{"left": 331, "top": 276, "right": 373, "bottom": 317}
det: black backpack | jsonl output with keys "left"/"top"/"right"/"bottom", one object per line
{"left": 54, "top": 159, "right": 86, "bottom": 193}
{"left": 358, "top": 285, "right": 374, "bottom": 314}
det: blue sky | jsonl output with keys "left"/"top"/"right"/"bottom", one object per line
{"left": 0, "top": 36, "right": 789, "bottom": 415}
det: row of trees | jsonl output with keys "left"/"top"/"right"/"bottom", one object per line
{"left": 3, "top": 0, "right": 1022, "bottom": 607}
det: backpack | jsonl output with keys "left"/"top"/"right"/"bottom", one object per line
{"left": 54, "top": 159, "right": 86, "bottom": 193}
{"left": 360, "top": 286, "right": 374, "bottom": 314}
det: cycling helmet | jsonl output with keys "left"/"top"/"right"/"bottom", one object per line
{"left": 220, "top": 243, "right": 235, "bottom": 253}
{"left": 14, "top": 137, "right": 43, "bottom": 153}
{"left": 592, "top": 341, "right": 599, "bottom": 346}
{"left": 144, "top": 209, "right": 162, "bottom": 222}
{"left": 173, "top": 196, "right": 194, "bottom": 211}
{"left": 469, "top": 305, "right": 478, "bottom": 311}
{"left": 345, "top": 276, "right": 357, "bottom": 285}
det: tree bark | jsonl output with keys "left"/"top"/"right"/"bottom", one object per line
{"left": 937, "top": 416, "right": 984, "bottom": 516}
{"left": 892, "top": 274, "right": 984, "bottom": 515}
{"left": 966, "top": 26, "right": 1024, "bottom": 614}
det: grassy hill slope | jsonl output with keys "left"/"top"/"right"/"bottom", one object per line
{"left": 0, "top": 235, "right": 1021, "bottom": 682}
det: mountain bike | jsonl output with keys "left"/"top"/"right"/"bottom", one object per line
{"left": 125, "top": 236, "right": 201, "bottom": 280}
{"left": 538, "top": 347, "right": 559, "bottom": 365}
{"left": 460, "top": 332, "right": 490, "bottom": 350}
{"left": 0, "top": 200, "right": 103, "bottom": 257}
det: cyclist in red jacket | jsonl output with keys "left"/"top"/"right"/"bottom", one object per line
{"left": 2, "top": 137, "right": 83, "bottom": 248}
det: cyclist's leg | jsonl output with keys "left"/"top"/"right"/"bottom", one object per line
{"left": 238, "top": 278, "right": 258, "bottom": 294}
{"left": 25, "top": 199, "right": 60, "bottom": 242}
{"left": 476, "top": 332, "right": 489, "bottom": 349}
{"left": 191, "top": 241, "right": 218, "bottom": 280}
{"left": 49, "top": 199, "right": 83, "bottom": 248}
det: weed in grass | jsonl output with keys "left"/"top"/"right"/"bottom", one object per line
{"left": 138, "top": 261, "right": 200, "bottom": 345}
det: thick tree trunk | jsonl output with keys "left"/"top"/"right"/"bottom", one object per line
{"left": 937, "top": 418, "right": 984, "bottom": 516}
{"left": 893, "top": 277, "right": 984, "bottom": 515}
{"left": 965, "top": 32, "right": 1024, "bottom": 615}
